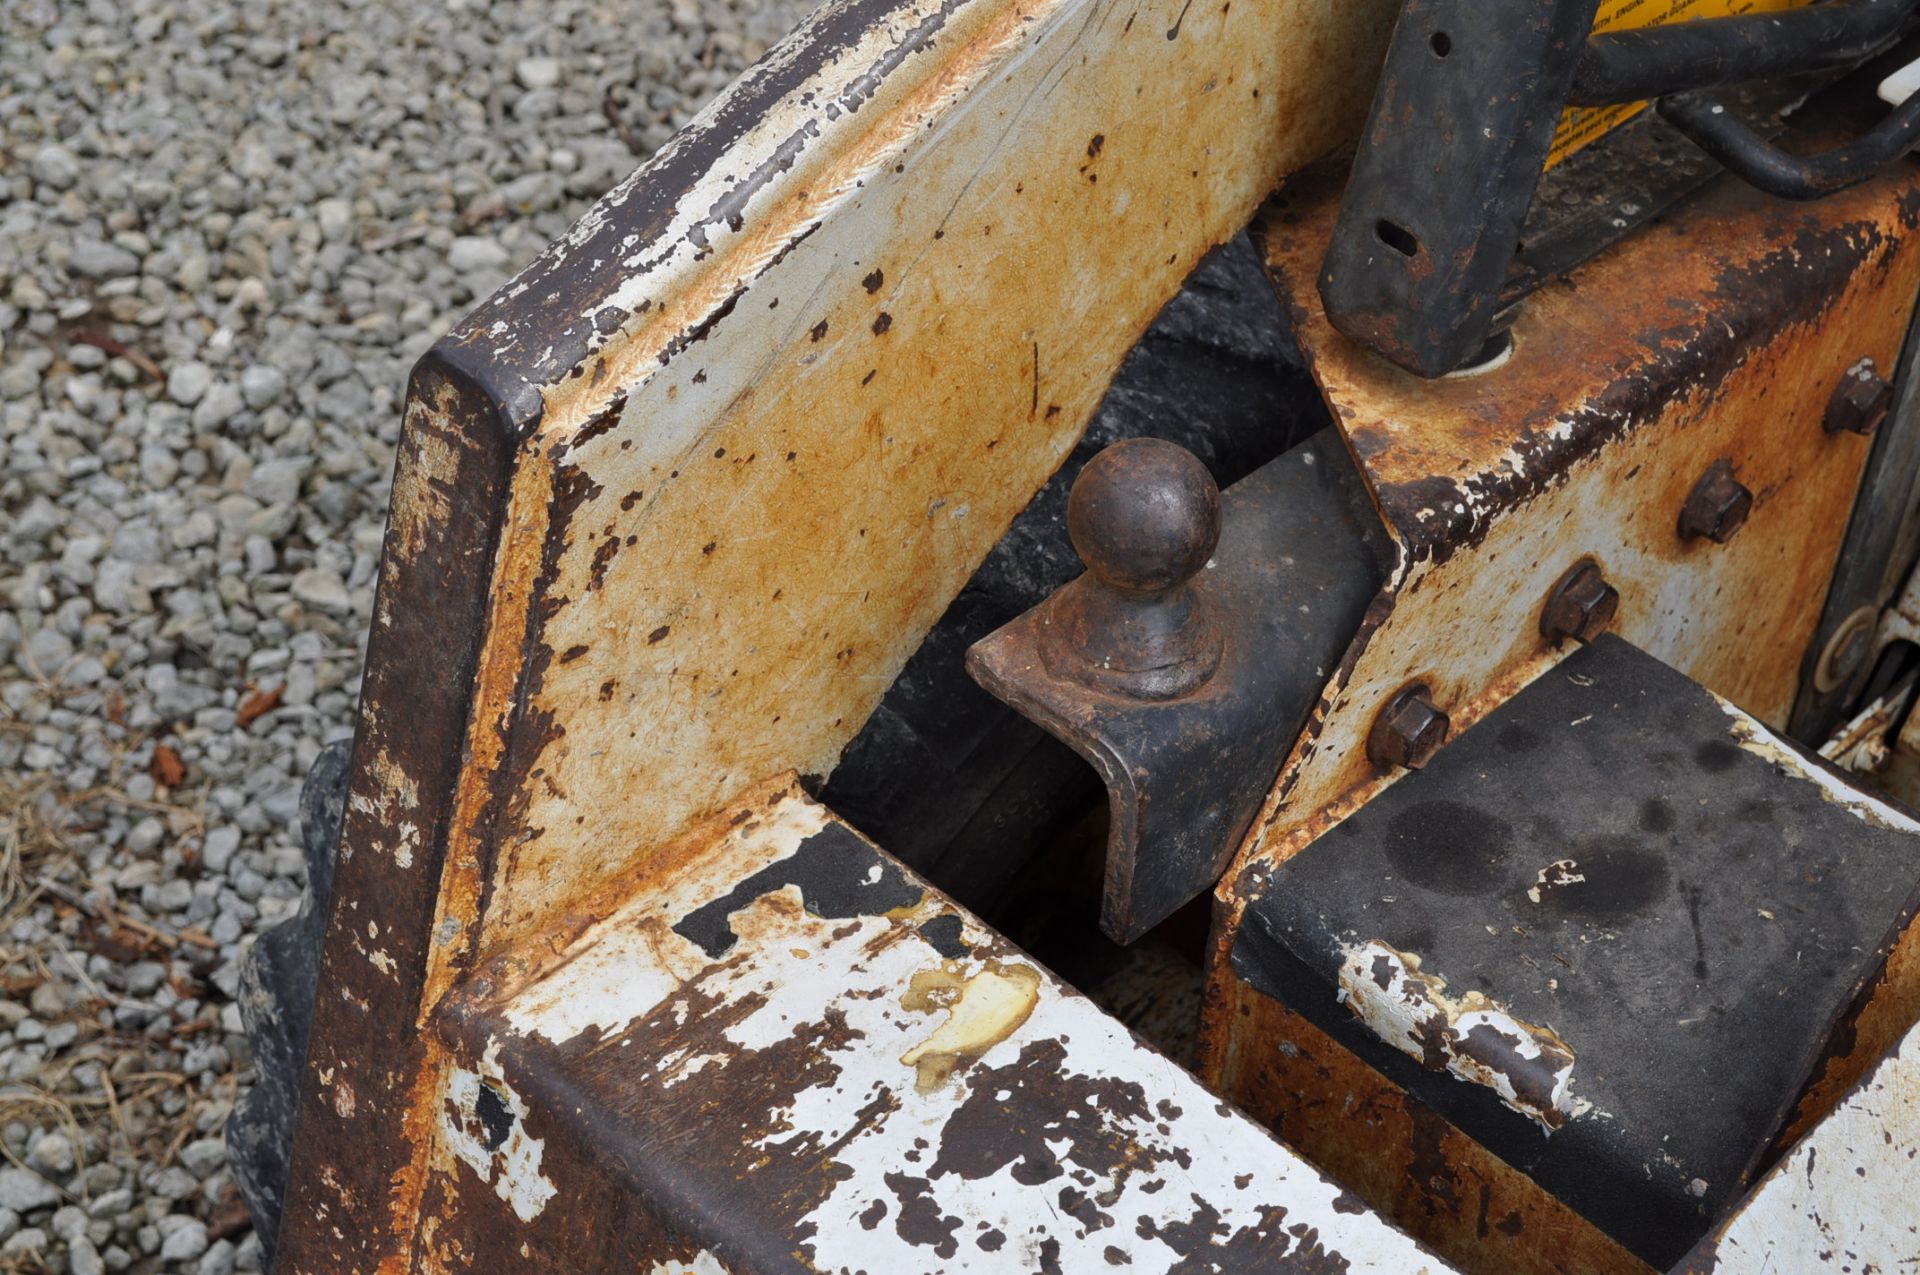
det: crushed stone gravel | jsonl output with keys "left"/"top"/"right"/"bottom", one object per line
{"left": 0, "top": 0, "right": 815, "bottom": 1268}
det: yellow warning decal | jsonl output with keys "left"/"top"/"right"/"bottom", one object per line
{"left": 1546, "top": 0, "right": 1816, "bottom": 168}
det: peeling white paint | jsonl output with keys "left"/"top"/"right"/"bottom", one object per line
{"left": 441, "top": 1057, "right": 558, "bottom": 1223}
{"left": 503, "top": 791, "right": 831, "bottom": 1045}
{"left": 647, "top": 1252, "right": 732, "bottom": 1275}
{"left": 1695, "top": 1015, "right": 1920, "bottom": 1270}
{"left": 1714, "top": 694, "right": 1920, "bottom": 833}
{"left": 1526, "top": 858, "right": 1585, "bottom": 903}
{"left": 1337, "top": 940, "right": 1582, "bottom": 1132}
{"left": 475, "top": 791, "right": 1453, "bottom": 1272}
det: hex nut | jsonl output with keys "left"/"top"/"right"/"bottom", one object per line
{"left": 1368, "top": 684, "right": 1449, "bottom": 771}
{"left": 1678, "top": 460, "right": 1753, "bottom": 545}
{"left": 1540, "top": 560, "right": 1619, "bottom": 645}
{"left": 1825, "top": 360, "right": 1895, "bottom": 437}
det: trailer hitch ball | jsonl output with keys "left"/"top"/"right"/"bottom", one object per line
{"left": 1041, "top": 438, "right": 1224, "bottom": 700}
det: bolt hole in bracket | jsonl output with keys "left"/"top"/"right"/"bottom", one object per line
{"left": 968, "top": 432, "right": 1391, "bottom": 944}
{"left": 1321, "top": 0, "right": 1920, "bottom": 378}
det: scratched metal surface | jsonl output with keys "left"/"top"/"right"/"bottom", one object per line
{"left": 424, "top": 780, "right": 1456, "bottom": 1273}
{"left": 1232, "top": 635, "right": 1920, "bottom": 1269}
{"left": 274, "top": 0, "right": 1402, "bottom": 1263}
{"left": 1673, "top": 1010, "right": 1920, "bottom": 1272}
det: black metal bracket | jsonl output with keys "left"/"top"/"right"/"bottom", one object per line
{"left": 1321, "top": 0, "right": 1919, "bottom": 377}
{"left": 967, "top": 431, "right": 1388, "bottom": 944}
{"left": 1319, "top": 0, "right": 1604, "bottom": 379}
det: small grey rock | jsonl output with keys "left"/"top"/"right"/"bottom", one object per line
{"left": 239, "top": 364, "right": 287, "bottom": 409}
{"left": 202, "top": 826, "right": 242, "bottom": 874}
{"left": 177, "top": 1138, "right": 226, "bottom": 1181}
{"left": 70, "top": 1236, "right": 106, "bottom": 1275}
{"left": 32, "top": 144, "right": 80, "bottom": 190}
{"left": 69, "top": 239, "right": 142, "bottom": 279}
{"left": 167, "top": 362, "right": 214, "bottom": 407}
{"left": 447, "top": 235, "right": 511, "bottom": 273}
{"left": 0, "top": 1167, "right": 60, "bottom": 1213}
{"left": 197, "top": 1238, "right": 239, "bottom": 1275}
{"left": 290, "top": 567, "right": 351, "bottom": 615}
{"left": 316, "top": 198, "right": 354, "bottom": 242}
{"left": 515, "top": 56, "right": 562, "bottom": 90}
{"left": 22, "top": 626, "right": 74, "bottom": 677}
{"left": 191, "top": 381, "right": 245, "bottom": 431}
{"left": 25, "top": 1132, "right": 73, "bottom": 1178}
{"left": 158, "top": 1218, "right": 209, "bottom": 1262}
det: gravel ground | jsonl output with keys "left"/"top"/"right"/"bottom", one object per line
{"left": 0, "top": 0, "right": 813, "bottom": 1269}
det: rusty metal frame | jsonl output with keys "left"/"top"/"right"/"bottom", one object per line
{"left": 418, "top": 778, "right": 1462, "bottom": 1270}
{"left": 1673, "top": 1011, "right": 1920, "bottom": 1271}
{"left": 269, "top": 0, "right": 1920, "bottom": 1263}
{"left": 1197, "top": 136, "right": 1920, "bottom": 1273}
{"left": 272, "top": 0, "right": 1419, "bottom": 1268}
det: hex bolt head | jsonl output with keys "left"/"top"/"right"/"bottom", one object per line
{"left": 1677, "top": 460, "right": 1753, "bottom": 545}
{"left": 1368, "top": 684, "right": 1450, "bottom": 771}
{"left": 1539, "top": 560, "right": 1619, "bottom": 645}
{"left": 1825, "top": 359, "right": 1895, "bottom": 437}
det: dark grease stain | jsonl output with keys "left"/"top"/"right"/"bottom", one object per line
{"left": 1383, "top": 801, "right": 1512, "bottom": 897}
{"left": 1695, "top": 739, "right": 1742, "bottom": 773}
{"left": 473, "top": 1081, "right": 513, "bottom": 1152}
{"left": 1496, "top": 724, "right": 1541, "bottom": 754}
{"left": 1639, "top": 798, "right": 1675, "bottom": 834}
{"left": 1681, "top": 880, "right": 1709, "bottom": 979}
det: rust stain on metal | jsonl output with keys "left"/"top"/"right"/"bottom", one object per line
{"left": 286, "top": 0, "right": 1407, "bottom": 1255}
{"left": 1218, "top": 157, "right": 1920, "bottom": 906}
{"left": 412, "top": 786, "right": 1452, "bottom": 1272}
{"left": 273, "top": 362, "right": 523, "bottom": 1275}
{"left": 898, "top": 959, "right": 1042, "bottom": 1090}
{"left": 1198, "top": 154, "right": 1920, "bottom": 1275}
{"left": 439, "top": 0, "right": 1401, "bottom": 971}
{"left": 1210, "top": 975, "right": 1653, "bottom": 1275}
